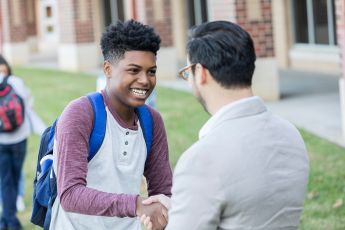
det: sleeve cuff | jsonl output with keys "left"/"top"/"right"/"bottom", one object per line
{"left": 125, "top": 194, "right": 139, "bottom": 217}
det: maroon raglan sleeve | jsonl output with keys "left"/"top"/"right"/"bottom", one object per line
{"left": 55, "top": 96, "right": 138, "bottom": 217}
{"left": 143, "top": 107, "right": 173, "bottom": 197}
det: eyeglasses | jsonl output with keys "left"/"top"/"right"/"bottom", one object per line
{"left": 178, "top": 63, "right": 196, "bottom": 80}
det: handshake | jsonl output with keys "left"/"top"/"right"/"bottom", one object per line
{"left": 136, "top": 194, "right": 171, "bottom": 230}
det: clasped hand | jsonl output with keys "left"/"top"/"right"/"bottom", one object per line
{"left": 136, "top": 195, "right": 171, "bottom": 230}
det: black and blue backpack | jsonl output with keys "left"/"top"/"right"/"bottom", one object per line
{"left": 30, "top": 92, "right": 154, "bottom": 229}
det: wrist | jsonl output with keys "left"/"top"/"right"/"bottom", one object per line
{"left": 135, "top": 195, "right": 143, "bottom": 216}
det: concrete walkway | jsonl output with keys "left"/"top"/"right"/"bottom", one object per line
{"left": 158, "top": 69, "right": 345, "bottom": 148}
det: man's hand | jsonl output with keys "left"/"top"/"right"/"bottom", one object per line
{"left": 136, "top": 196, "right": 168, "bottom": 230}
{"left": 139, "top": 195, "right": 171, "bottom": 230}
{"left": 142, "top": 194, "right": 171, "bottom": 210}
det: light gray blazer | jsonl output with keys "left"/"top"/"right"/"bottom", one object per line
{"left": 166, "top": 97, "right": 309, "bottom": 230}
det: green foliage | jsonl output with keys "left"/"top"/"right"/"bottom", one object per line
{"left": 14, "top": 68, "right": 96, "bottom": 124}
{"left": 156, "top": 87, "right": 209, "bottom": 166}
{"left": 11, "top": 67, "right": 345, "bottom": 229}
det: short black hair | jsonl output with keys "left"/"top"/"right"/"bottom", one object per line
{"left": 0, "top": 54, "right": 12, "bottom": 76}
{"left": 187, "top": 21, "right": 256, "bottom": 88}
{"left": 100, "top": 20, "right": 161, "bottom": 62}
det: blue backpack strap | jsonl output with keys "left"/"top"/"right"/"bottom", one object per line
{"left": 47, "top": 119, "right": 58, "bottom": 150}
{"left": 87, "top": 92, "right": 107, "bottom": 161}
{"left": 135, "top": 105, "right": 154, "bottom": 159}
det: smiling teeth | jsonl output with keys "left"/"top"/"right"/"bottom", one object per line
{"left": 131, "top": 89, "right": 148, "bottom": 96}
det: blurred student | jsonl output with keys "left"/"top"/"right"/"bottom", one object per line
{"left": 0, "top": 54, "right": 46, "bottom": 230}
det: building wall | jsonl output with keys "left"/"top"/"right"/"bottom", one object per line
{"left": 135, "top": 0, "right": 177, "bottom": 80}
{"left": 1, "top": 0, "right": 343, "bottom": 80}
{"left": 57, "top": 0, "right": 95, "bottom": 44}
{"left": 3, "top": 0, "right": 27, "bottom": 43}
{"left": 208, "top": 0, "right": 236, "bottom": 22}
{"left": 145, "top": 0, "right": 173, "bottom": 47}
{"left": 336, "top": 0, "right": 345, "bottom": 140}
{"left": 27, "top": 0, "right": 37, "bottom": 37}
{"left": 236, "top": 0, "right": 274, "bottom": 57}
{"left": 171, "top": 0, "right": 188, "bottom": 68}
{"left": 57, "top": 0, "right": 98, "bottom": 71}
{"left": 37, "top": 0, "right": 59, "bottom": 53}
{"left": 74, "top": 0, "right": 95, "bottom": 43}
{"left": 234, "top": 0, "right": 279, "bottom": 100}
{"left": 58, "top": 0, "right": 77, "bottom": 43}
{"left": 0, "top": 0, "right": 30, "bottom": 64}
{"left": 272, "top": 0, "right": 292, "bottom": 68}
{"left": 287, "top": 0, "right": 341, "bottom": 74}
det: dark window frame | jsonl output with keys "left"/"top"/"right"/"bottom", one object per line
{"left": 292, "top": 0, "right": 337, "bottom": 46}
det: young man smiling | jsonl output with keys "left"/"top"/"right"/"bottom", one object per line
{"left": 49, "top": 20, "right": 172, "bottom": 230}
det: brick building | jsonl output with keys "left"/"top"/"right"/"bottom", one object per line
{"left": 0, "top": 0, "right": 345, "bottom": 137}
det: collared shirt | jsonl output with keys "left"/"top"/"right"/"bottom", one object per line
{"left": 167, "top": 96, "right": 309, "bottom": 230}
{"left": 199, "top": 96, "right": 260, "bottom": 139}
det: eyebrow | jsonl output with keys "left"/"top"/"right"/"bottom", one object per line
{"left": 127, "top": 64, "right": 157, "bottom": 69}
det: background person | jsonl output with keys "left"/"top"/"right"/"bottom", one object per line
{"left": 0, "top": 54, "right": 45, "bottom": 230}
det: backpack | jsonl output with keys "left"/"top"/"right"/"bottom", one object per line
{"left": 30, "top": 92, "right": 154, "bottom": 229}
{"left": 0, "top": 75, "right": 25, "bottom": 132}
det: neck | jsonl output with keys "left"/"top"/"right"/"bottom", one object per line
{"left": 105, "top": 88, "right": 135, "bottom": 125}
{"left": 205, "top": 87, "right": 253, "bottom": 115}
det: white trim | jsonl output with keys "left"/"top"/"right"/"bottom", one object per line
{"left": 289, "top": 44, "right": 340, "bottom": 62}
{"left": 58, "top": 43, "right": 99, "bottom": 71}
{"left": 2, "top": 42, "right": 30, "bottom": 65}
{"left": 252, "top": 58, "right": 279, "bottom": 101}
{"left": 110, "top": 0, "right": 118, "bottom": 23}
{"left": 306, "top": 0, "right": 315, "bottom": 44}
{"left": 290, "top": 0, "right": 296, "bottom": 43}
{"left": 156, "top": 47, "right": 178, "bottom": 80}
{"left": 327, "top": 0, "right": 335, "bottom": 45}
{"left": 194, "top": 0, "right": 202, "bottom": 25}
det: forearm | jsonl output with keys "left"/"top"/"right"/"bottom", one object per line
{"left": 59, "top": 185, "right": 138, "bottom": 217}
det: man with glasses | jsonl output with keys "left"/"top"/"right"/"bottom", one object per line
{"left": 142, "top": 21, "right": 309, "bottom": 230}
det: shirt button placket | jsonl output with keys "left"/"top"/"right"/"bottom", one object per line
{"left": 123, "top": 130, "right": 130, "bottom": 157}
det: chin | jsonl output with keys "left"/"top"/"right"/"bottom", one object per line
{"left": 128, "top": 99, "right": 146, "bottom": 108}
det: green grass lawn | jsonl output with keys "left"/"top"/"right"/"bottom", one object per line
{"left": 7, "top": 67, "right": 345, "bottom": 229}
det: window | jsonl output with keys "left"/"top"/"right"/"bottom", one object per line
{"left": 46, "top": 25, "right": 54, "bottom": 33}
{"left": 293, "top": 0, "right": 337, "bottom": 45}
{"left": 292, "top": 0, "right": 337, "bottom": 45}
{"left": 103, "top": 0, "right": 124, "bottom": 27}
{"left": 187, "top": 0, "right": 208, "bottom": 28}
{"left": 46, "top": 6, "right": 52, "bottom": 18}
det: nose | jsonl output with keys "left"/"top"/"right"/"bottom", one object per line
{"left": 137, "top": 72, "right": 150, "bottom": 85}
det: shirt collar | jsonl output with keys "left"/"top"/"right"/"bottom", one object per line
{"left": 199, "top": 96, "right": 260, "bottom": 139}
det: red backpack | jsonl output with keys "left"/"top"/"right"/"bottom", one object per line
{"left": 0, "top": 76, "right": 25, "bottom": 132}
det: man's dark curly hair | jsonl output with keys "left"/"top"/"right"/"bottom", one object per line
{"left": 100, "top": 20, "right": 161, "bottom": 62}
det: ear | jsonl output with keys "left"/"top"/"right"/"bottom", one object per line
{"left": 195, "top": 63, "right": 207, "bottom": 85}
{"left": 103, "top": 61, "right": 111, "bottom": 78}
